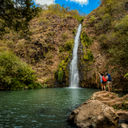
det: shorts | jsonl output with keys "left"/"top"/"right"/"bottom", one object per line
{"left": 107, "top": 81, "right": 112, "bottom": 84}
{"left": 102, "top": 81, "right": 107, "bottom": 84}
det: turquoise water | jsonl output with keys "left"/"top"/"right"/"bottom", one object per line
{"left": 0, "top": 88, "right": 98, "bottom": 128}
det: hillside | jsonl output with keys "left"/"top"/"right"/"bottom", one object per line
{"left": 0, "top": 1, "right": 128, "bottom": 91}
{"left": 79, "top": 0, "right": 128, "bottom": 91}
{"left": 0, "top": 4, "right": 83, "bottom": 89}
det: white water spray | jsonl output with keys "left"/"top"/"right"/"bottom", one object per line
{"left": 69, "top": 24, "right": 82, "bottom": 88}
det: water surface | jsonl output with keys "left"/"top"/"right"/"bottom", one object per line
{"left": 0, "top": 88, "right": 98, "bottom": 128}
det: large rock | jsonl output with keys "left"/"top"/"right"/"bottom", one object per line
{"left": 117, "top": 110, "right": 128, "bottom": 128}
{"left": 91, "top": 91, "right": 128, "bottom": 109}
{"left": 68, "top": 100, "right": 119, "bottom": 128}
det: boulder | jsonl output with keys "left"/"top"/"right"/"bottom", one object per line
{"left": 117, "top": 110, "right": 128, "bottom": 127}
{"left": 68, "top": 100, "right": 119, "bottom": 128}
{"left": 120, "top": 123, "right": 128, "bottom": 128}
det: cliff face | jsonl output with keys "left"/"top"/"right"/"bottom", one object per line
{"left": 23, "top": 12, "right": 78, "bottom": 87}
{"left": 79, "top": 0, "right": 128, "bottom": 91}
{"left": 0, "top": 5, "right": 81, "bottom": 87}
{"left": 1, "top": 1, "right": 128, "bottom": 90}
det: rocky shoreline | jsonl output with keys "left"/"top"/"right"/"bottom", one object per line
{"left": 68, "top": 91, "right": 128, "bottom": 128}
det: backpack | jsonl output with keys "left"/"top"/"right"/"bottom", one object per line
{"left": 102, "top": 76, "right": 107, "bottom": 82}
{"left": 107, "top": 74, "right": 112, "bottom": 81}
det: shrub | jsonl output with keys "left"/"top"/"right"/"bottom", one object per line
{"left": 64, "top": 40, "right": 73, "bottom": 51}
{"left": 88, "top": 15, "right": 96, "bottom": 25}
{"left": 59, "top": 39, "right": 73, "bottom": 53}
{"left": 0, "top": 51, "right": 41, "bottom": 90}
{"left": 102, "top": 13, "right": 111, "bottom": 29}
{"left": 55, "top": 56, "right": 70, "bottom": 84}
{"left": 83, "top": 49, "right": 93, "bottom": 61}
{"left": 114, "top": 15, "right": 128, "bottom": 34}
{"left": 57, "top": 68, "right": 64, "bottom": 82}
{"left": 61, "top": 33, "right": 68, "bottom": 41}
{"left": 81, "top": 32, "right": 92, "bottom": 47}
{"left": 77, "top": 16, "right": 84, "bottom": 23}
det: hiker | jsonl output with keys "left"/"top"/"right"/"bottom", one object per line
{"left": 102, "top": 74, "right": 107, "bottom": 91}
{"left": 106, "top": 73, "right": 112, "bottom": 92}
{"left": 99, "top": 73, "right": 104, "bottom": 90}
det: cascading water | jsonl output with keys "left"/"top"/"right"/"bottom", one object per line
{"left": 69, "top": 24, "right": 82, "bottom": 88}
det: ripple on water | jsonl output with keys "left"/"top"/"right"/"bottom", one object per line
{"left": 0, "top": 88, "right": 98, "bottom": 128}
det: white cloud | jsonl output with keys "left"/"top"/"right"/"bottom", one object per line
{"left": 34, "top": 0, "right": 55, "bottom": 6}
{"left": 70, "top": 0, "right": 88, "bottom": 5}
{"left": 34, "top": 0, "right": 89, "bottom": 6}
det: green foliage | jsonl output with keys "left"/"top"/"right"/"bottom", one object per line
{"left": 55, "top": 55, "right": 70, "bottom": 84}
{"left": 98, "top": 34, "right": 109, "bottom": 49}
{"left": 81, "top": 32, "right": 92, "bottom": 47}
{"left": 94, "top": 13, "right": 111, "bottom": 32}
{"left": 88, "top": 15, "right": 96, "bottom": 25}
{"left": 59, "top": 39, "right": 74, "bottom": 52}
{"left": 64, "top": 40, "right": 74, "bottom": 51}
{"left": 124, "top": 73, "right": 128, "bottom": 80}
{"left": 47, "top": 4, "right": 83, "bottom": 22}
{"left": 57, "top": 60, "right": 67, "bottom": 83}
{"left": 102, "top": 13, "right": 111, "bottom": 28}
{"left": 83, "top": 49, "right": 93, "bottom": 61}
{"left": 107, "top": 15, "right": 128, "bottom": 67}
{"left": 57, "top": 68, "right": 64, "bottom": 82}
{"left": 115, "top": 15, "right": 128, "bottom": 34}
{"left": 76, "top": 16, "right": 84, "bottom": 23}
{"left": 84, "top": 0, "right": 128, "bottom": 90}
{"left": 80, "top": 31, "right": 93, "bottom": 63}
{"left": 0, "top": 0, "right": 41, "bottom": 35}
{"left": 42, "top": 84, "right": 49, "bottom": 88}
{"left": 56, "top": 38, "right": 74, "bottom": 85}
{"left": 87, "top": 0, "right": 128, "bottom": 66}
{"left": 71, "top": 12, "right": 84, "bottom": 23}
{"left": 61, "top": 33, "right": 68, "bottom": 41}
{"left": 0, "top": 19, "right": 6, "bottom": 36}
{"left": 0, "top": 51, "right": 41, "bottom": 90}
{"left": 72, "top": 28, "right": 76, "bottom": 36}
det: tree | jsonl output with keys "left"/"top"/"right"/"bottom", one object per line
{"left": 0, "top": 0, "right": 15, "bottom": 28}
{"left": 0, "top": 0, "right": 41, "bottom": 32}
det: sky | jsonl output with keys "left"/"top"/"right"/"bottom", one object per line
{"left": 34, "top": 0, "right": 101, "bottom": 15}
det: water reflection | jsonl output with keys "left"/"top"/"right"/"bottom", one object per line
{"left": 68, "top": 88, "right": 81, "bottom": 107}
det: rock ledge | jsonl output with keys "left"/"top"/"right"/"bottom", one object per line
{"left": 68, "top": 91, "right": 128, "bottom": 128}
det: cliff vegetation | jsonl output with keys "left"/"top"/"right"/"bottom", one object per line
{"left": 0, "top": 1, "right": 82, "bottom": 89}
{"left": 80, "top": 0, "right": 128, "bottom": 91}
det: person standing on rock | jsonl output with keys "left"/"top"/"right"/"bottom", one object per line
{"left": 99, "top": 73, "right": 104, "bottom": 90}
{"left": 106, "top": 73, "right": 112, "bottom": 92}
{"left": 102, "top": 74, "right": 107, "bottom": 91}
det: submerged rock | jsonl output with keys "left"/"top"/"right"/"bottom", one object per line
{"left": 68, "top": 100, "right": 119, "bottom": 128}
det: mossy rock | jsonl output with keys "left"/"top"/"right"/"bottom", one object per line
{"left": 55, "top": 53, "right": 71, "bottom": 85}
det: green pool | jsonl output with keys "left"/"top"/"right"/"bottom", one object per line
{"left": 0, "top": 88, "right": 98, "bottom": 128}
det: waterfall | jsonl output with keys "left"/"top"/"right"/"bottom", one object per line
{"left": 69, "top": 24, "right": 82, "bottom": 88}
